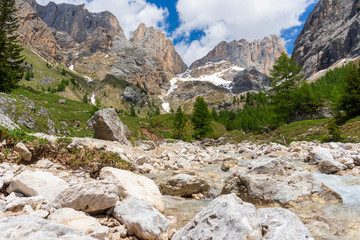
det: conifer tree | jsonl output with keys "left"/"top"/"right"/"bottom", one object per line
{"left": 0, "top": 0, "right": 24, "bottom": 93}
{"left": 269, "top": 52, "right": 303, "bottom": 123}
{"left": 192, "top": 97, "right": 213, "bottom": 139}
{"left": 339, "top": 63, "right": 360, "bottom": 118}
{"left": 172, "top": 106, "right": 186, "bottom": 139}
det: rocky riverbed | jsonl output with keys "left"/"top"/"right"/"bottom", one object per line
{"left": 0, "top": 134, "right": 360, "bottom": 239}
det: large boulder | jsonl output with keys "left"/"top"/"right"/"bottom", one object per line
{"left": 0, "top": 215, "right": 95, "bottom": 239}
{"left": 87, "top": 108, "right": 131, "bottom": 146}
{"left": 173, "top": 194, "right": 313, "bottom": 240}
{"left": 318, "top": 159, "right": 347, "bottom": 174}
{"left": 5, "top": 196, "right": 52, "bottom": 213}
{"left": 159, "top": 173, "right": 210, "bottom": 197}
{"left": 309, "top": 146, "right": 334, "bottom": 164}
{"left": 100, "top": 167, "right": 165, "bottom": 212}
{"left": 14, "top": 142, "right": 32, "bottom": 162}
{"left": 0, "top": 113, "right": 19, "bottom": 130}
{"left": 122, "top": 86, "right": 142, "bottom": 103}
{"left": 49, "top": 208, "right": 109, "bottom": 240}
{"left": 7, "top": 170, "right": 69, "bottom": 202}
{"left": 113, "top": 197, "right": 168, "bottom": 240}
{"left": 221, "top": 158, "right": 342, "bottom": 208}
{"left": 53, "top": 180, "right": 118, "bottom": 213}
{"left": 172, "top": 194, "right": 262, "bottom": 240}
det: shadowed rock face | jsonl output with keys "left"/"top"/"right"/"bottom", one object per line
{"left": 230, "top": 67, "right": 270, "bottom": 94}
{"left": 293, "top": 0, "right": 360, "bottom": 79}
{"left": 189, "top": 35, "right": 286, "bottom": 75}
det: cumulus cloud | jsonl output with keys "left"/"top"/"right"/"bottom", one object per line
{"left": 174, "top": 0, "right": 317, "bottom": 65}
{"left": 36, "top": 0, "right": 168, "bottom": 37}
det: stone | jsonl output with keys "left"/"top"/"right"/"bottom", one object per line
{"left": 100, "top": 167, "right": 165, "bottom": 212}
{"left": 159, "top": 174, "right": 210, "bottom": 197}
{"left": 113, "top": 197, "right": 168, "bottom": 240}
{"left": 0, "top": 215, "right": 95, "bottom": 239}
{"left": 58, "top": 99, "right": 67, "bottom": 105}
{"left": 258, "top": 207, "right": 314, "bottom": 240}
{"left": 5, "top": 196, "right": 52, "bottom": 212}
{"left": 7, "top": 170, "right": 69, "bottom": 202}
{"left": 172, "top": 194, "right": 262, "bottom": 240}
{"left": 14, "top": 142, "right": 32, "bottom": 161}
{"left": 0, "top": 113, "right": 19, "bottom": 130}
{"left": 35, "top": 159, "right": 63, "bottom": 170}
{"left": 87, "top": 108, "right": 131, "bottom": 146}
{"left": 221, "top": 158, "right": 342, "bottom": 208}
{"left": 309, "top": 147, "right": 334, "bottom": 164}
{"left": 319, "top": 160, "right": 347, "bottom": 174}
{"left": 49, "top": 208, "right": 109, "bottom": 240}
{"left": 0, "top": 199, "right": 5, "bottom": 212}
{"left": 53, "top": 180, "right": 118, "bottom": 213}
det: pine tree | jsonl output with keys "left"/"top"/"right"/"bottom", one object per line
{"left": 339, "top": 63, "right": 360, "bottom": 118}
{"left": 269, "top": 52, "right": 303, "bottom": 123}
{"left": 130, "top": 105, "right": 136, "bottom": 117}
{"left": 172, "top": 106, "right": 186, "bottom": 139}
{"left": 24, "top": 70, "right": 31, "bottom": 81}
{"left": 192, "top": 97, "right": 213, "bottom": 139}
{"left": 0, "top": 0, "right": 24, "bottom": 93}
{"left": 82, "top": 92, "right": 88, "bottom": 103}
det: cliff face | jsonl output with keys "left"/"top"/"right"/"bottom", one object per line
{"left": 130, "top": 23, "right": 188, "bottom": 75}
{"left": 15, "top": 0, "right": 188, "bottom": 95}
{"left": 25, "top": 0, "right": 125, "bottom": 42}
{"left": 189, "top": 35, "right": 286, "bottom": 75}
{"left": 15, "top": 0, "right": 62, "bottom": 62}
{"left": 293, "top": 0, "right": 360, "bottom": 78}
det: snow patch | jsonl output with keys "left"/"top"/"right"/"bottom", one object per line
{"left": 69, "top": 65, "right": 74, "bottom": 71}
{"left": 162, "top": 103, "right": 171, "bottom": 113}
{"left": 90, "top": 92, "right": 96, "bottom": 105}
{"left": 85, "top": 76, "right": 93, "bottom": 83}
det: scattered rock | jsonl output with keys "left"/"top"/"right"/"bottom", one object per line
{"left": 53, "top": 180, "right": 118, "bottom": 213}
{"left": 35, "top": 159, "right": 63, "bottom": 170}
{"left": 159, "top": 174, "right": 210, "bottom": 197}
{"left": 100, "top": 167, "right": 165, "bottom": 212}
{"left": 173, "top": 194, "right": 313, "bottom": 240}
{"left": 221, "top": 158, "right": 342, "bottom": 208}
{"left": 7, "top": 170, "right": 69, "bottom": 202}
{"left": 309, "top": 147, "right": 334, "bottom": 164}
{"left": 113, "top": 197, "right": 168, "bottom": 240}
{"left": 0, "top": 113, "right": 19, "bottom": 130}
{"left": 36, "top": 106, "right": 50, "bottom": 117}
{"left": 16, "top": 115, "right": 36, "bottom": 130}
{"left": 0, "top": 215, "right": 95, "bottom": 239}
{"left": 58, "top": 99, "right": 67, "bottom": 105}
{"left": 5, "top": 196, "right": 52, "bottom": 212}
{"left": 49, "top": 208, "right": 109, "bottom": 240}
{"left": 87, "top": 108, "right": 131, "bottom": 146}
{"left": 14, "top": 142, "right": 32, "bottom": 161}
{"left": 319, "top": 160, "right": 347, "bottom": 174}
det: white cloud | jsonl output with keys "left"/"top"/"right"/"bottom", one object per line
{"left": 36, "top": 0, "right": 168, "bottom": 37}
{"left": 174, "top": 0, "right": 317, "bottom": 65}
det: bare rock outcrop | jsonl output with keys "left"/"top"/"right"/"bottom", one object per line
{"left": 190, "top": 35, "right": 286, "bottom": 75}
{"left": 293, "top": 0, "right": 360, "bottom": 79}
{"left": 130, "top": 23, "right": 188, "bottom": 75}
{"left": 230, "top": 67, "right": 270, "bottom": 94}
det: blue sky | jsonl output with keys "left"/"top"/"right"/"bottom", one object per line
{"left": 38, "top": 0, "right": 319, "bottom": 65}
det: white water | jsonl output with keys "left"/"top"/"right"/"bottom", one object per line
{"left": 69, "top": 65, "right": 74, "bottom": 71}
{"left": 313, "top": 172, "right": 360, "bottom": 205}
{"left": 162, "top": 103, "right": 171, "bottom": 113}
{"left": 90, "top": 92, "right": 96, "bottom": 105}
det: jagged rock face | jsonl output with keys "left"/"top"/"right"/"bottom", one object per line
{"left": 25, "top": 0, "right": 125, "bottom": 43}
{"left": 293, "top": 0, "right": 360, "bottom": 79}
{"left": 230, "top": 67, "right": 270, "bottom": 94}
{"left": 190, "top": 35, "right": 286, "bottom": 75}
{"left": 15, "top": 0, "right": 62, "bottom": 62}
{"left": 130, "top": 23, "right": 188, "bottom": 75}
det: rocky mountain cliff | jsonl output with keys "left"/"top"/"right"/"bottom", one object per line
{"left": 15, "top": 0, "right": 187, "bottom": 95}
{"left": 189, "top": 35, "right": 286, "bottom": 75}
{"left": 130, "top": 23, "right": 188, "bottom": 75}
{"left": 293, "top": 0, "right": 360, "bottom": 78}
